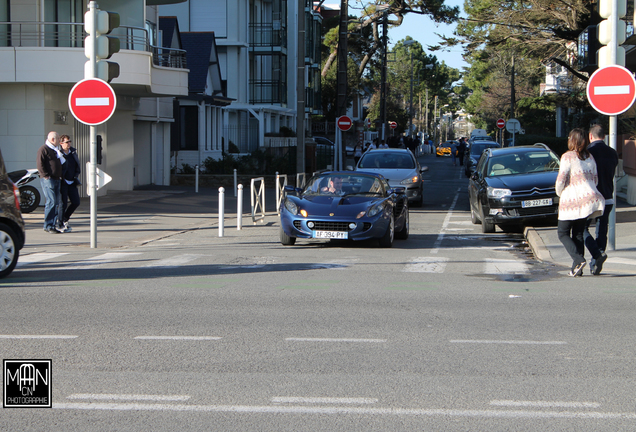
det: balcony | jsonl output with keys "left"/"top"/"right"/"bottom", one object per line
{"left": 0, "top": 21, "right": 188, "bottom": 96}
{"left": 249, "top": 22, "right": 287, "bottom": 52}
{"left": 249, "top": 79, "right": 287, "bottom": 105}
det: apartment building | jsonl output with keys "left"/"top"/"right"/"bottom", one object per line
{"left": 0, "top": 0, "right": 188, "bottom": 195}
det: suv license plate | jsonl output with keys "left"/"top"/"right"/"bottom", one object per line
{"left": 522, "top": 198, "right": 552, "bottom": 208}
{"left": 313, "top": 231, "right": 348, "bottom": 239}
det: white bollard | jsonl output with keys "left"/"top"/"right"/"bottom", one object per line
{"left": 234, "top": 169, "right": 238, "bottom": 197}
{"left": 218, "top": 187, "right": 225, "bottom": 237}
{"left": 237, "top": 184, "right": 243, "bottom": 230}
{"left": 195, "top": 165, "right": 199, "bottom": 193}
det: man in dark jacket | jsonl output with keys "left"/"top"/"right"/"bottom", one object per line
{"left": 585, "top": 124, "right": 619, "bottom": 275}
{"left": 36, "top": 131, "right": 64, "bottom": 233}
{"left": 57, "top": 134, "right": 81, "bottom": 232}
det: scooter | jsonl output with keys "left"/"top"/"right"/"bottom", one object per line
{"left": 8, "top": 169, "right": 41, "bottom": 213}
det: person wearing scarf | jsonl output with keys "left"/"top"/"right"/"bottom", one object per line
{"left": 36, "top": 131, "right": 64, "bottom": 233}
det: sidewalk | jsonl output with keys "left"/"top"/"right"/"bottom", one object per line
{"left": 21, "top": 185, "right": 281, "bottom": 251}
{"left": 525, "top": 200, "right": 636, "bottom": 275}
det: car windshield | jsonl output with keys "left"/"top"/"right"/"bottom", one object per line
{"left": 303, "top": 174, "right": 384, "bottom": 196}
{"left": 487, "top": 151, "right": 560, "bottom": 176}
{"left": 358, "top": 153, "right": 415, "bottom": 169}
{"left": 471, "top": 143, "right": 499, "bottom": 155}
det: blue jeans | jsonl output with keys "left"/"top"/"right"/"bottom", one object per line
{"left": 41, "top": 177, "right": 61, "bottom": 229}
{"left": 584, "top": 203, "right": 612, "bottom": 259}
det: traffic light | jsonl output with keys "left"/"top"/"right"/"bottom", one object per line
{"left": 84, "top": 6, "right": 120, "bottom": 82}
{"left": 597, "top": 0, "right": 627, "bottom": 67}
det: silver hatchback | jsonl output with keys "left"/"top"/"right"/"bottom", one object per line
{"left": 355, "top": 148, "right": 425, "bottom": 207}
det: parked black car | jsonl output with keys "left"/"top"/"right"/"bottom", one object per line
{"left": 464, "top": 140, "right": 501, "bottom": 177}
{"left": 468, "top": 144, "right": 560, "bottom": 233}
{"left": 0, "top": 149, "right": 26, "bottom": 278}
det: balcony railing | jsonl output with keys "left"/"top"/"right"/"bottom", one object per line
{"left": 249, "top": 79, "right": 287, "bottom": 105}
{"left": 249, "top": 23, "right": 287, "bottom": 49}
{"left": 0, "top": 21, "right": 187, "bottom": 69}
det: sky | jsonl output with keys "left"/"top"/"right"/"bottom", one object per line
{"left": 376, "top": 0, "right": 468, "bottom": 71}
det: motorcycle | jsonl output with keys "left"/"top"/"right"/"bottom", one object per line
{"left": 8, "top": 169, "right": 41, "bottom": 213}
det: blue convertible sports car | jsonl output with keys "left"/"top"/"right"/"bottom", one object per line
{"left": 279, "top": 171, "right": 409, "bottom": 247}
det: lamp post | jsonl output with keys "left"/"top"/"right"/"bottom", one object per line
{"left": 377, "top": 5, "right": 390, "bottom": 142}
{"left": 403, "top": 39, "right": 416, "bottom": 140}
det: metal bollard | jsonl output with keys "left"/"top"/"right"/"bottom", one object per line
{"left": 237, "top": 184, "right": 243, "bottom": 230}
{"left": 195, "top": 164, "right": 199, "bottom": 193}
{"left": 218, "top": 187, "right": 225, "bottom": 237}
{"left": 234, "top": 168, "right": 238, "bottom": 197}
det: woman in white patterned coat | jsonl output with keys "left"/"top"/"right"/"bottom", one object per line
{"left": 555, "top": 128, "right": 605, "bottom": 277}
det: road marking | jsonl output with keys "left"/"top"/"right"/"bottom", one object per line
{"left": 0, "top": 334, "right": 78, "bottom": 339}
{"left": 286, "top": 337, "right": 387, "bottom": 343}
{"left": 404, "top": 257, "right": 448, "bottom": 273}
{"left": 144, "top": 254, "right": 202, "bottom": 268}
{"left": 594, "top": 85, "right": 630, "bottom": 95}
{"left": 484, "top": 258, "right": 528, "bottom": 275}
{"left": 53, "top": 402, "right": 636, "bottom": 419}
{"left": 450, "top": 339, "right": 566, "bottom": 345}
{"left": 62, "top": 253, "right": 142, "bottom": 269}
{"left": 68, "top": 394, "right": 191, "bottom": 402}
{"left": 16, "top": 253, "right": 68, "bottom": 266}
{"left": 76, "top": 97, "right": 110, "bottom": 106}
{"left": 272, "top": 397, "right": 378, "bottom": 405}
{"left": 490, "top": 400, "right": 601, "bottom": 409}
{"left": 432, "top": 188, "right": 460, "bottom": 254}
{"left": 134, "top": 336, "right": 222, "bottom": 341}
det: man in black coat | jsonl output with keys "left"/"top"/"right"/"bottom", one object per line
{"left": 585, "top": 124, "right": 619, "bottom": 275}
{"left": 36, "top": 131, "right": 64, "bottom": 233}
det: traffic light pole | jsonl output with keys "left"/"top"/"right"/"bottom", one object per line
{"left": 608, "top": 0, "right": 619, "bottom": 251}
{"left": 87, "top": 1, "right": 98, "bottom": 248}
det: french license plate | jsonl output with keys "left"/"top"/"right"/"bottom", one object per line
{"left": 313, "top": 231, "right": 348, "bottom": 239}
{"left": 522, "top": 198, "right": 552, "bottom": 208}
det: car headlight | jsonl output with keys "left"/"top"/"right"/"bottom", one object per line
{"left": 487, "top": 187, "right": 512, "bottom": 199}
{"left": 367, "top": 203, "right": 383, "bottom": 217}
{"left": 284, "top": 199, "right": 298, "bottom": 215}
{"left": 400, "top": 176, "right": 419, "bottom": 185}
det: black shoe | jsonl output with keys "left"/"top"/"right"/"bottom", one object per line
{"left": 568, "top": 261, "right": 586, "bottom": 277}
{"left": 592, "top": 253, "right": 607, "bottom": 275}
{"left": 45, "top": 227, "right": 60, "bottom": 234}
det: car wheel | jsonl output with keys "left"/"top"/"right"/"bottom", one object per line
{"left": 396, "top": 209, "right": 409, "bottom": 240}
{"left": 470, "top": 205, "right": 480, "bottom": 225}
{"left": 280, "top": 227, "right": 296, "bottom": 246}
{"left": 378, "top": 214, "right": 394, "bottom": 248}
{"left": 480, "top": 205, "right": 495, "bottom": 233}
{"left": 0, "top": 223, "right": 20, "bottom": 278}
{"left": 19, "top": 185, "right": 40, "bottom": 213}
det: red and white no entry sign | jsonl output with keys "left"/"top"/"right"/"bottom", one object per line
{"left": 389, "top": 121, "right": 397, "bottom": 129}
{"left": 337, "top": 115, "right": 353, "bottom": 131}
{"left": 587, "top": 65, "right": 636, "bottom": 116}
{"left": 496, "top": 118, "right": 505, "bottom": 129}
{"left": 68, "top": 78, "right": 117, "bottom": 125}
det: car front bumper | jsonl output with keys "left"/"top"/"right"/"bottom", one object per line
{"left": 484, "top": 197, "right": 559, "bottom": 226}
{"left": 280, "top": 210, "right": 391, "bottom": 241}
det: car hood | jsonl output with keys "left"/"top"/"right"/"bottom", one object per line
{"left": 295, "top": 194, "right": 382, "bottom": 216}
{"left": 353, "top": 168, "right": 416, "bottom": 183}
{"left": 485, "top": 172, "right": 558, "bottom": 190}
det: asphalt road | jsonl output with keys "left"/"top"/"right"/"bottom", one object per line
{"left": 2, "top": 155, "right": 636, "bottom": 431}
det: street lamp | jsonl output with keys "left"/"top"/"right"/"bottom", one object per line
{"left": 403, "top": 39, "right": 416, "bottom": 140}
{"left": 377, "top": 4, "right": 390, "bottom": 142}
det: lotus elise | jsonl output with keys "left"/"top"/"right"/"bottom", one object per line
{"left": 279, "top": 171, "right": 409, "bottom": 247}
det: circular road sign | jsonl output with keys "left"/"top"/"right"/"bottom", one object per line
{"left": 587, "top": 65, "right": 636, "bottom": 116}
{"left": 389, "top": 121, "right": 397, "bottom": 129}
{"left": 337, "top": 115, "right": 353, "bottom": 131}
{"left": 496, "top": 118, "right": 506, "bottom": 129}
{"left": 68, "top": 78, "right": 117, "bottom": 126}
{"left": 506, "top": 119, "right": 521, "bottom": 134}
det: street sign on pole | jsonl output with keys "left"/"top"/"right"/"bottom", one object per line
{"left": 68, "top": 78, "right": 117, "bottom": 125}
{"left": 337, "top": 115, "right": 353, "bottom": 131}
{"left": 389, "top": 121, "right": 397, "bottom": 129}
{"left": 496, "top": 118, "right": 505, "bottom": 129}
{"left": 586, "top": 65, "right": 636, "bottom": 115}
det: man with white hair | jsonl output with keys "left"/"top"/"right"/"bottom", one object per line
{"left": 36, "top": 131, "right": 65, "bottom": 233}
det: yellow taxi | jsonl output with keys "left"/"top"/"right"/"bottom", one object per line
{"left": 436, "top": 140, "right": 457, "bottom": 157}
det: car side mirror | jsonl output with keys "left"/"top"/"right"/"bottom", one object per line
{"left": 470, "top": 172, "right": 479, "bottom": 181}
{"left": 284, "top": 185, "right": 302, "bottom": 195}
{"left": 420, "top": 166, "right": 429, "bottom": 173}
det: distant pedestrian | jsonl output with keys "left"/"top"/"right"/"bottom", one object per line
{"left": 57, "top": 134, "right": 81, "bottom": 233}
{"left": 354, "top": 143, "right": 363, "bottom": 165}
{"left": 555, "top": 128, "right": 605, "bottom": 277}
{"left": 584, "top": 124, "right": 619, "bottom": 275}
{"left": 450, "top": 141, "right": 458, "bottom": 166}
{"left": 457, "top": 137, "right": 467, "bottom": 166}
{"left": 36, "top": 131, "right": 64, "bottom": 233}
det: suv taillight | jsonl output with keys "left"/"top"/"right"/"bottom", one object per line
{"left": 12, "top": 183, "right": 20, "bottom": 210}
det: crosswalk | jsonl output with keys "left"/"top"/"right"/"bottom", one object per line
{"left": 16, "top": 250, "right": 533, "bottom": 276}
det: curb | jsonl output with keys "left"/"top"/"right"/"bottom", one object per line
{"left": 524, "top": 227, "right": 552, "bottom": 263}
